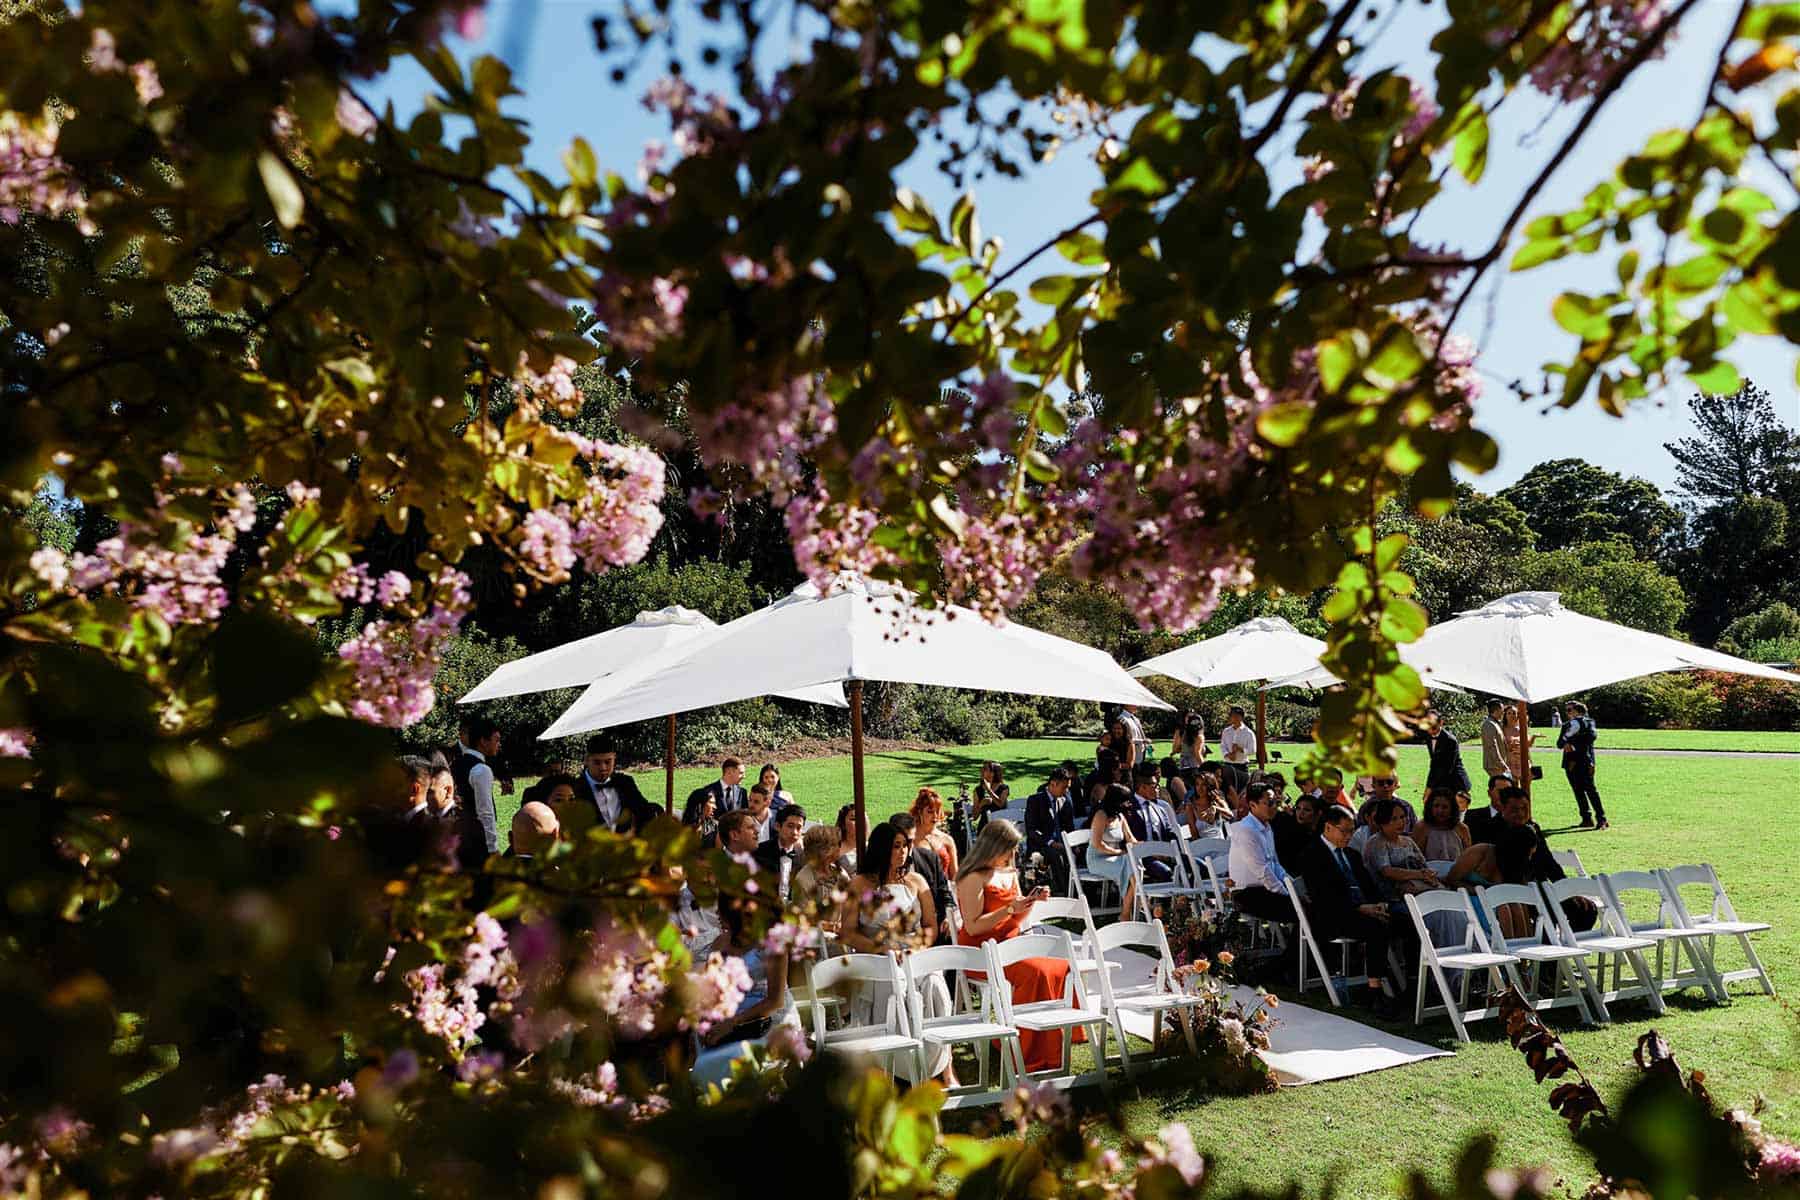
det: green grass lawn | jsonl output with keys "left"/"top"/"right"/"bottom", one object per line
{"left": 1583, "top": 727, "right": 1800, "bottom": 753}
{"left": 501, "top": 735, "right": 1797, "bottom": 1195}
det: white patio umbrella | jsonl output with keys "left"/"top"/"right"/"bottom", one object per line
{"left": 1129, "top": 616, "right": 1327, "bottom": 767}
{"left": 458, "top": 605, "right": 846, "bottom": 810}
{"left": 540, "top": 575, "right": 1171, "bottom": 851}
{"left": 1396, "top": 592, "right": 1800, "bottom": 787}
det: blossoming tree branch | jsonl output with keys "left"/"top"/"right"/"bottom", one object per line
{"left": 2, "top": 0, "right": 1798, "bottom": 1195}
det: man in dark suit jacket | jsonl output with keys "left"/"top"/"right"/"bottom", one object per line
{"left": 1421, "top": 708, "right": 1471, "bottom": 795}
{"left": 752, "top": 804, "right": 807, "bottom": 900}
{"left": 1024, "top": 768, "right": 1078, "bottom": 893}
{"left": 1299, "top": 805, "right": 1409, "bottom": 1014}
{"left": 572, "top": 734, "right": 660, "bottom": 835}
{"left": 889, "top": 812, "right": 951, "bottom": 945}
{"left": 1465, "top": 775, "right": 1509, "bottom": 845}
{"left": 683, "top": 757, "right": 746, "bottom": 824}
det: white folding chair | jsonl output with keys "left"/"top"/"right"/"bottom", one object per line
{"left": 1542, "top": 876, "right": 1665, "bottom": 1022}
{"left": 808, "top": 953, "right": 923, "bottom": 1077}
{"left": 985, "top": 928, "right": 1113, "bottom": 1089}
{"left": 1175, "top": 832, "right": 1229, "bottom": 909}
{"left": 1194, "top": 849, "right": 1234, "bottom": 917}
{"left": 1127, "top": 842, "right": 1209, "bottom": 923}
{"left": 1475, "top": 883, "right": 1598, "bottom": 1025}
{"left": 1088, "top": 920, "right": 1211, "bottom": 1078}
{"left": 1601, "top": 871, "right": 1727, "bottom": 1003}
{"left": 1404, "top": 889, "right": 1520, "bottom": 1043}
{"left": 1284, "top": 876, "right": 1369, "bottom": 1009}
{"left": 1022, "top": 894, "right": 1109, "bottom": 983}
{"left": 1062, "top": 829, "right": 1121, "bottom": 917}
{"left": 903, "top": 944, "right": 1021, "bottom": 1107}
{"left": 1657, "top": 864, "right": 1775, "bottom": 997}
{"left": 1550, "top": 849, "right": 1587, "bottom": 878}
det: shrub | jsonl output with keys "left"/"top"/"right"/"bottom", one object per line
{"left": 1586, "top": 674, "right": 1724, "bottom": 729}
{"left": 1716, "top": 602, "right": 1800, "bottom": 656}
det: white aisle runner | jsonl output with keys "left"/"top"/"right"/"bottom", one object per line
{"left": 1103, "top": 949, "right": 1451, "bottom": 1086}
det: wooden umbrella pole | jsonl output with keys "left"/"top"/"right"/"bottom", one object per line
{"left": 665, "top": 714, "right": 676, "bottom": 814}
{"left": 1514, "top": 699, "right": 1532, "bottom": 816}
{"left": 1255, "top": 689, "right": 1268, "bottom": 769}
{"left": 849, "top": 680, "right": 867, "bottom": 859}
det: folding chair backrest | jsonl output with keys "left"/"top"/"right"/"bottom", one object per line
{"left": 988, "top": 927, "right": 1083, "bottom": 1010}
{"left": 1543, "top": 875, "right": 1630, "bottom": 942}
{"left": 810, "top": 952, "right": 905, "bottom": 1043}
{"left": 1093, "top": 920, "right": 1165, "bottom": 957}
{"left": 1129, "top": 841, "right": 1191, "bottom": 886}
{"left": 1025, "top": 896, "right": 1099, "bottom": 948}
{"left": 908, "top": 942, "right": 987, "bottom": 981}
{"left": 1405, "top": 887, "right": 1486, "bottom": 952}
{"left": 1477, "top": 882, "right": 1555, "bottom": 947}
{"left": 1601, "top": 870, "right": 1674, "bottom": 933}
{"left": 1550, "top": 849, "right": 1586, "bottom": 878}
{"left": 1657, "top": 864, "right": 1730, "bottom": 925}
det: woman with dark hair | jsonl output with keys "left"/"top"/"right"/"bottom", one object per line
{"left": 1170, "top": 711, "right": 1206, "bottom": 774}
{"left": 972, "top": 760, "right": 1010, "bottom": 821}
{"left": 681, "top": 788, "right": 720, "bottom": 846}
{"left": 758, "top": 763, "right": 794, "bottom": 807}
{"left": 1086, "top": 784, "right": 1139, "bottom": 918}
{"left": 836, "top": 821, "right": 936, "bottom": 953}
{"left": 1183, "top": 762, "right": 1232, "bottom": 835}
{"left": 1413, "top": 788, "right": 1501, "bottom": 887}
{"left": 834, "top": 804, "right": 864, "bottom": 874}
{"left": 910, "top": 787, "right": 958, "bottom": 878}
{"left": 1363, "top": 799, "right": 1448, "bottom": 900}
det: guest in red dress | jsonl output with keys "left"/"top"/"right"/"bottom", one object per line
{"left": 954, "top": 819, "right": 1079, "bottom": 1073}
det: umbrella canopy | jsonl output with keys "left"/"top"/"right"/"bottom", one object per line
{"left": 1403, "top": 591, "right": 1800, "bottom": 704}
{"left": 458, "top": 605, "right": 847, "bottom": 709}
{"left": 541, "top": 575, "right": 1169, "bottom": 740}
{"left": 1130, "top": 616, "right": 1326, "bottom": 688}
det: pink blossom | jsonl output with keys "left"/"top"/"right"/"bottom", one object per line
{"left": 335, "top": 90, "right": 377, "bottom": 139}
{"left": 1515, "top": 1, "right": 1672, "bottom": 100}
{"left": 455, "top": 3, "right": 486, "bottom": 41}
{"left": 520, "top": 509, "right": 577, "bottom": 576}
{"left": 149, "top": 1127, "right": 220, "bottom": 1167}
{"left": 130, "top": 61, "right": 163, "bottom": 105}
{"left": 764, "top": 1021, "right": 811, "bottom": 1063}
{"left": 1762, "top": 1139, "right": 1800, "bottom": 1177}
{"left": 337, "top": 569, "right": 471, "bottom": 728}
{"left": 515, "top": 352, "right": 583, "bottom": 414}
{"left": 375, "top": 570, "right": 411, "bottom": 606}
{"left": 32, "top": 1108, "right": 90, "bottom": 1156}
{"left": 331, "top": 563, "right": 376, "bottom": 604}
{"left": 0, "top": 115, "right": 91, "bottom": 232}
{"left": 688, "top": 953, "right": 754, "bottom": 1034}
{"left": 0, "top": 728, "right": 33, "bottom": 759}
{"left": 1141, "top": 1123, "right": 1204, "bottom": 1186}
{"left": 29, "top": 548, "right": 68, "bottom": 591}
{"left": 284, "top": 480, "right": 320, "bottom": 505}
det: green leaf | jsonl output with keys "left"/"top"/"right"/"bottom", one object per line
{"left": 256, "top": 152, "right": 304, "bottom": 229}
{"left": 1378, "top": 597, "right": 1429, "bottom": 643}
{"left": 1374, "top": 533, "right": 1409, "bottom": 574}
{"left": 1511, "top": 238, "right": 1566, "bottom": 271}
{"left": 563, "top": 138, "right": 597, "bottom": 189}
{"left": 1022, "top": 448, "right": 1058, "bottom": 483}
{"left": 1721, "top": 281, "right": 1778, "bottom": 335}
{"left": 1617, "top": 251, "right": 1640, "bottom": 286}
{"left": 950, "top": 192, "right": 978, "bottom": 255}
{"left": 1453, "top": 111, "right": 1489, "bottom": 184}
{"left": 1687, "top": 360, "right": 1742, "bottom": 393}
{"left": 1667, "top": 254, "right": 1728, "bottom": 293}
{"left": 1109, "top": 157, "right": 1168, "bottom": 197}
{"left": 1057, "top": 231, "right": 1106, "bottom": 264}
{"left": 1257, "top": 402, "right": 1312, "bottom": 446}
{"left": 1035, "top": 399, "right": 1069, "bottom": 438}
{"left": 893, "top": 187, "right": 940, "bottom": 235}
{"left": 1317, "top": 337, "right": 1358, "bottom": 392}
{"left": 1374, "top": 664, "right": 1428, "bottom": 710}
{"left": 1028, "top": 274, "right": 1078, "bottom": 305}
{"left": 1552, "top": 293, "right": 1610, "bottom": 339}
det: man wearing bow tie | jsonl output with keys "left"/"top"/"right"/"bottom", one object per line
{"left": 571, "top": 734, "right": 660, "bottom": 836}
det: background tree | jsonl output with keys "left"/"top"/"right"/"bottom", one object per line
{"left": 1664, "top": 381, "right": 1800, "bottom": 504}
{"left": 1499, "top": 458, "right": 1679, "bottom": 561}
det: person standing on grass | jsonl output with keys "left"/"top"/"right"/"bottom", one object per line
{"left": 1218, "top": 705, "right": 1256, "bottom": 799}
{"left": 1421, "top": 707, "right": 1471, "bottom": 799}
{"left": 1480, "top": 699, "right": 1512, "bottom": 780}
{"left": 452, "top": 717, "right": 503, "bottom": 870}
{"left": 1557, "top": 700, "right": 1608, "bottom": 829}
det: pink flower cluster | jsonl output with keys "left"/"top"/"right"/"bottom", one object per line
{"left": 999, "top": 1080, "right": 1071, "bottom": 1135}
{"left": 0, "top": 115, "right": 91, "bottom": 231}
{"left": 784, "top": 489, "right": 903, "bottom": 593}
{"left": 0, "top": 728, "right": 32, "bottom": 759}
{"left": 939, "top": 509, "right": 1064, "bottom": 617}
{"left": 1517, "top": 1, "right": 1671, "bottom": 101}
{"left": 572, "top": 927, "right": 672, "bottom": 1039}
{"left": 336, "top": 568, "right": 471, "bottom": 728}
{"left": 689, "top": 952, "right": 754, "bottom": 1035}
{"left": 696, "top": 375, "right": 837, "bottom": 502}
{"left": 599, "top": 272, "right": 688, "bottom": 357}
{"left": 87, "top": 29, "right": 162, "bottom": 105}
{"left": 147, "top": 1074, "right": 356, "bottom": 1170}
{"left": 515, "top": 352, "right": 583, "bottom": 415}
{"left": 642, "top": 76, "right": 740, "bottom": 160}
{"left": 515, "top": 437, "right": 665, "bottom": 583}
{"left": 335, "top": 90, "right": 377, "bottom": 139}
{"left": 1139, "top": 1122, "right": 1205, "bottom": 1187}
{"left": 32, "top": 485, "right": 258, "bottom": 627}
{"left": 401, "top": 914, "right": 522, "bottom": 1058}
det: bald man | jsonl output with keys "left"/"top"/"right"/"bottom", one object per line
{"left": 510, "top": 801, "right": 560, "bottom": 860}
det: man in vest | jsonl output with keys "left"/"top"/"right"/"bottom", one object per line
{"left": 451, "top": 717, "right": 502, "bottom": 870}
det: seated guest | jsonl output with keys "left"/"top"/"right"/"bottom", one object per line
{"left": 1127, "top": 761, "right": 1182, "bottom": 842}
{"left": 428, "top": 754, "right": 457, "bottom": 819}
{"left": 889, "top": 812, "right": 951, "bottom": 945}
{"left": 509, "top": 800, "right": 560, "bottom": 859}
{"left": 1159, "top": 756, "right": 1190, "bottom": 814}
{"left": 684, "top": 757, "right": 746, "bottom": 822}
{"left": 1312, "top": 766, "right": 1353, "bottom": 813}
{"left": 911, "top": 788, "right": 959, "bottom": 878}
{"left": 752, "top": 803, "right": 807, "bottom": 901}
{"left": 1024, "top": 767, "right": 1078, "bottom": 890}
{"left": 744, "top": 784, "right": 774, "bottom": 844}
{"left": 690, "top": 895, "right": 799, "bottom": 1088}
{"left": 756, "top": 763, "right": 795, "bottom": 808}
{"left": 1227, "top": 782, "right": 1298, "bottom": 926}
{"left": 1358, "top": 775, "right": 1417, "bottom": 836}
{"left": 836, "top": 821, "right": 936, "bottom": 954}
{"left": 1082, "top": 750, "right": 1121, "bottom": 819}
{"left": 1183, "top": 762, "right": 1233, "bottom": 835}
{"left": 571, "top": 734, "right": 659, "bottom": 836}
{"left": 955, "top": 820, "right": 1080, "bottom": 1074}
{"left": 1493, "top": 785, "right": 1596, "bottom": 933}
{"left": 685, "top": 792, "right": 720, "bottom": 849}
{"left": 1362, "top": 799, "right": 1451, "bottom": 901}
{"left": 972, "top": 760, "right": 1011, "bottom": 823}
{"left": 1412, "top": 787, "right": 1500, "bottom": 886}
{"left": 1273, "top": 792, "right": 1323, "bottom": 874}
{"left": 1058, "top": 759, "right": 1091, "bottom": 819}
{"left": 1086, "top": 784, "right": 1141, "bottom": 915}
{"left": 1465, "top": 775, "right": 1509, "bottom": 845}
{"left": 834, "top": 804, "right": 865, "bottom": 874}
{"left": 717, "top": 809, "right": 760, "bottom": 866}
{"left": 1299, "top": 805, "right": 1409, "bottom": 1015}
{"left": 790, "top": 825, "right": 849, "bottom": 926}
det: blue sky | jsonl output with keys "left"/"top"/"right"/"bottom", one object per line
{"left": 367, "top": 1, "right": 1798, "bottom": 494}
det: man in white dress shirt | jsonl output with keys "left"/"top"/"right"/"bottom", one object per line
{"left": 1218, "top": 705, "right": 1257, "bottom": 798}
{"left": 1226, "top": 782, "right": 1297, "bottom": 926}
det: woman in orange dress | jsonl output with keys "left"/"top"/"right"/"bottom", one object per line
{"left": 954, "top": 819, "right": 1078, "bottom": 1074}
{"left": 911, "top": 787, "right": 959, "bottom": 879}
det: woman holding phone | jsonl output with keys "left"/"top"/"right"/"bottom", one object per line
{"left": 955, "top": 820, "right": 1080, "bottom": 1073}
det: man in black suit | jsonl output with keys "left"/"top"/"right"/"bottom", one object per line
{"left": 1024, "top": 767, "right": 1078, "bottom": 892}
{"left": 1493, "top": 785, "right": 1598, "bottom": 932}
{"left": 1273, "top": 792, "right": 1323, "bottom": 874}
{"left": 752, "top": 804, "right": 807, "bottom": 901}
{"left": 683, "top": 756, "right": 746, "bottom": 824}
{"left": 889, "top": 812, "right": 951, "bottom": 945}
{"left": 571, "top": 734, "right": 660, "bottom": 835}
{"left": 1465, "top": 774, "right": 1508, "bottom": 845}
{"left": 1421, "top": 708, "right": 1471, "bottom": 796}
{"left": 1299, "top": 805, "right": 1409, "bottom": 1015}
